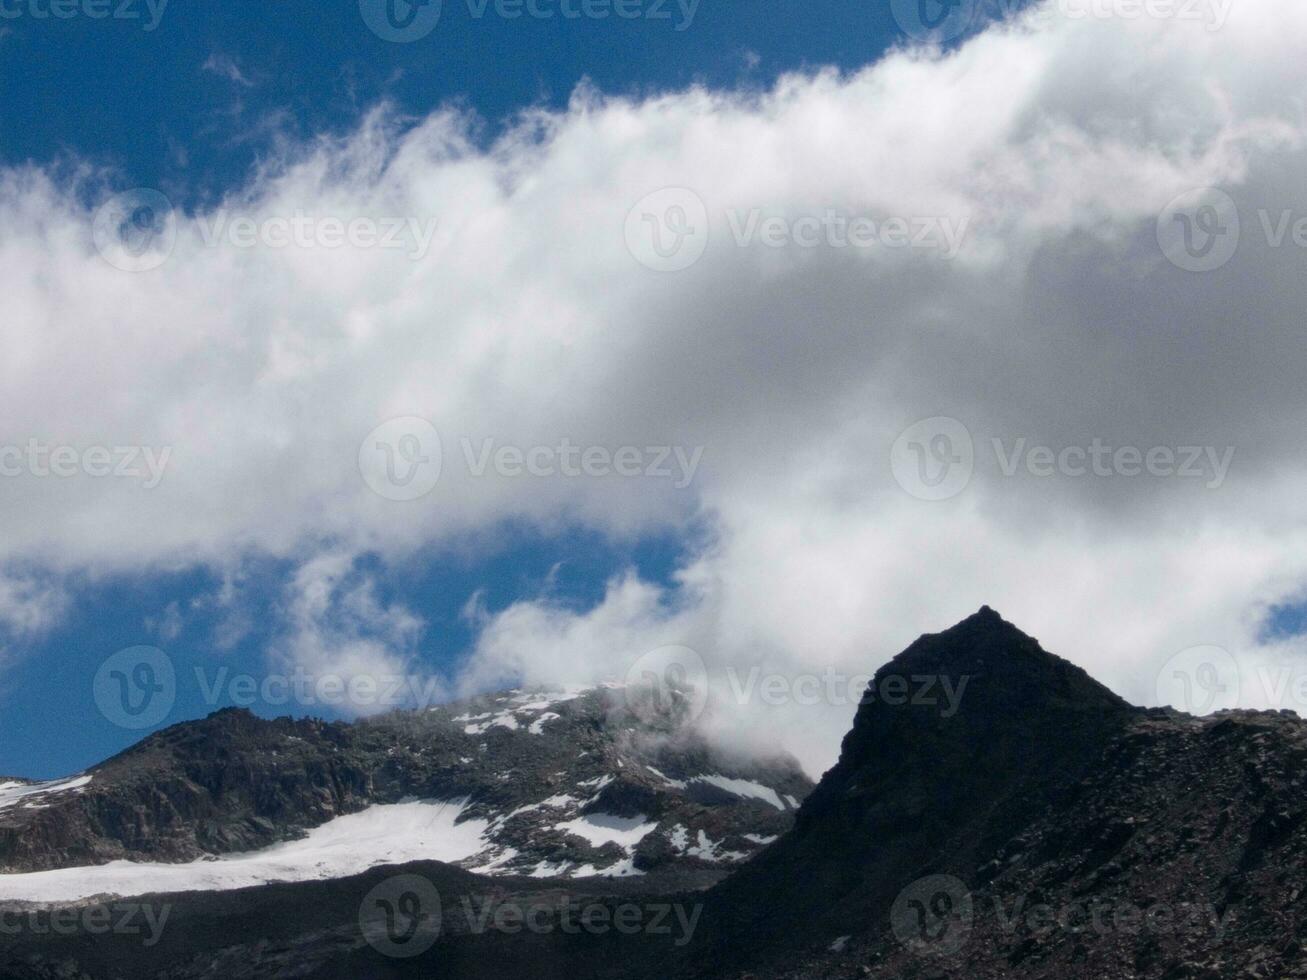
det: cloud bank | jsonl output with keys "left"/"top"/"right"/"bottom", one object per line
{"left": 4, "top": 1, "right": 1307, "bottom": 771}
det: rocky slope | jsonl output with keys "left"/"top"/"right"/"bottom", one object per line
{"left": 674, "top": 607, "right": 1307, "bottom": 979}
{"left": 0, "top": 683, "right": 810, "bottom": 884}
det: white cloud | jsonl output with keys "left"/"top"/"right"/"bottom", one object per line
{"left": 267, "top": 551, "right": 435, "bottom": 712}
{"left": 0, "top": 573, "right": 67, "bottom": 640}
{"left": 145, "top": 600, "right": 184, "bottom": 642}
{"left": 201, "top": 53, "right": 253, "bottom": 87}
{"left": 0, "top": 572, "right": 68, "bottom": 679}
{"left": 3, "top": 1, "right": 1307, "bottom": 768}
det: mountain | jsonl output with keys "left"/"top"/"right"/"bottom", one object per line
{"left": 671, "top": 607, "right": 1307, "bottom": 979}
{"left": 5, "top": 609, "right": 1307, "bottom": 979}
{"left": 0, "top": 684, "right": 811, "bottom": 892}
{"left": 670, "top": 605, "right": 1137, "bottom": 972}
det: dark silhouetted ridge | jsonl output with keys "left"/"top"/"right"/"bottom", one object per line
{"left": 674, "top": 608, "right": 1140, "bottom": 977}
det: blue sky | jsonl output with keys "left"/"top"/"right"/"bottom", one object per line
{"left": 1, "top": 524, "right": 695, "bottom": 778}
{"left": 0, "top": 0, "right": 909, "bottom": 201}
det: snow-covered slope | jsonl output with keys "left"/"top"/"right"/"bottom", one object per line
{"left": 0, "top": 684, "right": 812, "bottom": 895}
{"left": 0, "top": 775, "right": 92, "bottom": 812}
{"left": 0, "top": 798, "right": 485, "bottom": 901}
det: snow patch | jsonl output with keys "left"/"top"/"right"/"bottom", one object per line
{"left": 505, "top": 794, "right": 578, "bottom": 819}
{"left": 528, "top": 712, "right": 561, "bottom": 734}
{"left": 693, "top": 775, "right": 785, "bottom": 811}
{"left": 509, "top": 686, "right": 589, "bottom": 709}
{"left": 0, "top": 798, "right": 486, "bottom": 902}
{"left": 465, "top": 846, "right": 520, "bottom": 875}
{"left": 527, "top": 859, "right": 574, "bottom": 878}
{"left": 555, "top": 813, "right": 657, "bottom": 850}
{"left": 645, "top": 766, "right": 687, "bottom": 789}
{"left": 668, "top": 824, "right": 690, "bottom": 852}
{"left": 464, "top": 711, "right": 520, "bottom": 735}
{"left": 576, "top": 773, "right": 614, "bottom": 803}
{"left": 686, "top": 830, "right": 749, "bottom": 863}
{"left": 0, "top": 775, "right": 92, "bottom": 812}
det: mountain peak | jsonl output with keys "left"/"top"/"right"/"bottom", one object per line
{"left": 872, "top": 607, "right": 1128, "bottom": 711}
{"left": 790, "top": 610, "right": 1137, "bottom": 860}
{"left": 916, "top": 603, "right": 1028, "bottom": 651}
{"left": 697, "top": 614, "right": 1144, "bottom": 972}
{"left": 928, "top": 603, "right": 1024, "bottom": 645}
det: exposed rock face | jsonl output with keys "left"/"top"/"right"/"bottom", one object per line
{"left": 0, "top": 685, "right": 811, "bottom": 881}
{"left": 756, "top": 706, "right": 1307, "bottom": 980}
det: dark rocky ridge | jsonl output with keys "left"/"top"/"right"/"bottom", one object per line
{"left": 654, "top": 605, "right": 1139, "bottom": 974}
{"left": 672, "top": 607, "right": 1307, "bottom": 978}
{"left": 0, "top": 684, "right": 811, "bottom": 880}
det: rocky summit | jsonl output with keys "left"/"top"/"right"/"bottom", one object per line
{"left": 670, "top": 608, "right": 1307, "bottom": 979}
{"left": 5, "top": 609, "right": 1307, "bottom": 979}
